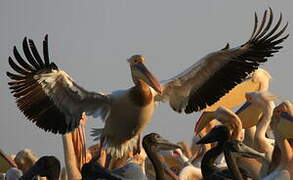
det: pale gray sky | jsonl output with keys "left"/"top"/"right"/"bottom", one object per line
{"left": 0, "top": 0, "right": 292, "bottom": 166}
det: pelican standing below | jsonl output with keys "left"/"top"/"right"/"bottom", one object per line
{"left": 243, "top": 91, "right": 276, "bottom": 161}
{"left": 197, "top": 125, "right": 265, "bottom": 180}
{"left": 262, "top": 102, "right": 293, "bottom": 179}
{"left": 6, "top": 8, "right": 288, "bottom": 158}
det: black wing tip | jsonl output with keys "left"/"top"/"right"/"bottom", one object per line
{"left": 50, "top": 62, "right": 59, "bottom": 70}
{"left": 268, "top": 7, "right": 273, "bottom": 14}
{"left": 28, "top": 38, "right": 34, "bottom": 44}
{"left": 22, "top": 37, "right": 29, "bottom": 47}
{"left": 27, "top": 110, "right": 79, "bottom": 135}
{"left": 247, "top": 8, "right": 289, "bottom": 54}
{"left": 6, "top": 71, "right": 11, "bottom": 77}
{"left": 8, "top": 35, "right": 57, "bottom": 79}
{"left": 221, "top": 43, "right": 230, "bottom": 50}
{"left": 43, "top": 34, "right": 49, "bottom": 45}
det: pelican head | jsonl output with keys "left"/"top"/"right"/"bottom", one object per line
{"left": 245, "top": 91, "right": 277, "bottom": 106}
{"left": 197, "top": 125, "right": 265, "bottom": 160}
{"left": 273, "top": 100, "right": 293, "bottom": 116}
{"left": 235, "top": 91, "right": 277, "bottom": 128}
{"left": 195, "top": 107, "right": 239, "bottom": 134}
{"left": 196, "top": 125, "right": 230, "bottom": 144}
{"left": 272, "top": 101, "right": 293, "bottom": 138}
{"left": 194, "top": 111, "right": 217, "bottom": 135}
{"left": 128, "top": 55, "right": 162, "bottom": 94}
{"left": 143, "top": 133, "right": 181, "bottom": 151}
{"left": 81, "top": 159, "right": 122, "bottom": 180}
{"left": 227, "top": 140, "right": 265, "bottom": 160}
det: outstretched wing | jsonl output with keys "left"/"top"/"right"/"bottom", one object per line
{"left": 7, "top": 35, "right": 110, "bottom": 134}
{"left": 157, "top": 8, "right": 288, "bottom": 114}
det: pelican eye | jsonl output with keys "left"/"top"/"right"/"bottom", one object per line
{"left": 154, "top": 134, "right": 161, "bottom": 140}
{"left": 274, "top": 108, "right": 281, "bottom": 115}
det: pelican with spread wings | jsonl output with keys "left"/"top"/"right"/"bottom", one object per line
{"left": 7, "top": 8, "right": 288, "bottom": 157}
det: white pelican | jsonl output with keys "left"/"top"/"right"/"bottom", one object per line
{"left": 6, "top": 8, "right": 288, "bottom": 157}
{"left": 235, "top": 92, "right": 277, "bottom": 177}
{"left": 262, "top": 102, "right": 293, "bottom": 180}
{"left": 268, "top": 100, "right": 293, "bottom": 174}
{"left": 240, "top": 68, "right": 272, "bottom": 148}
{"left": 242, "top": 91, "right": 276, "bottom": 161}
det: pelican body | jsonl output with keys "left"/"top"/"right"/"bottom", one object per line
{"left": 97, "top": 55, "right": 162, "bottom": 156}
{"left": 262, "top": 102, "right": 293, "bottom": 180}
{"left": 103, "top": 78, "right": 158, "bottom": 151}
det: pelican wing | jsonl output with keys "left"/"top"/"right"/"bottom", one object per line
{"left": 205, "top": 68, "right": 271, "bottom": 111}
{"left": 157, "top": 8, "right": 288, "bottom": 113}
{"left": 7, "top": 35, "right": 110, "bottom": 134}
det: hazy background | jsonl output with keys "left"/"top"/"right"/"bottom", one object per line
{"left": 1, "top": 0, "right": 292, "bottom": 166}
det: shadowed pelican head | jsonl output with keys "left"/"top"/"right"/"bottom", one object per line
{"left": 272, "top": 101, "right": 293, "bottom": 138}
{"left": 273, "top": 100, "right": 293, "bottom": 116}
{"left": 227, "top": 140, "right": 265, "bottom": 160}
{"left": 143, "top": 133, "right": 181, "bottom": 151}
{"left": 197, "top": 125, "right": 265, "bottom": 159}
{"left": 196, "top": 125, "right": 230, "bottom": 144}
{"left": 128, "top": 55, "right": 162, "bottom": 94}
